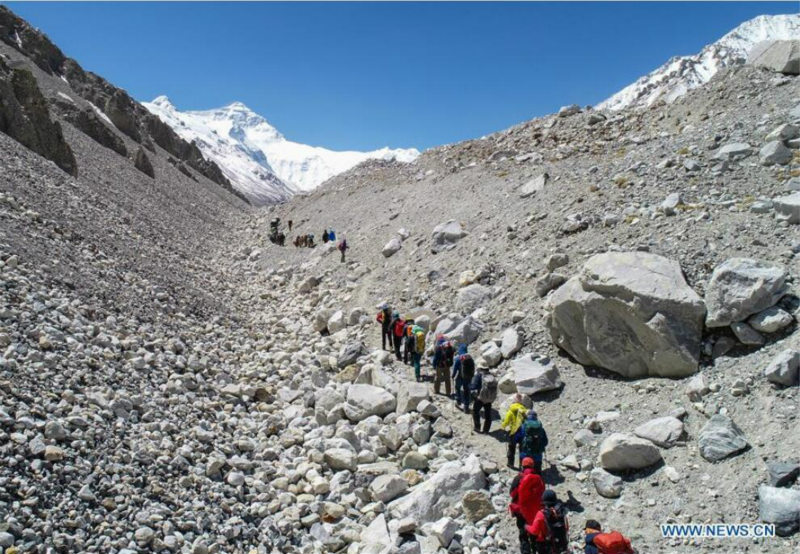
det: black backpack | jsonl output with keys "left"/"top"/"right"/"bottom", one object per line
{"left": 460, "top": 354, "right": 475, "bottom": 382}
{"left": 542, "top": 504, "right": 569, "bottom": 553}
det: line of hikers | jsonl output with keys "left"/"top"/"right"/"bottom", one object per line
{"left": 377, "top": 304, "right": 636, "bottom": 554}
{"left": 376, "top": 303, "right": 500, "bottom": 435}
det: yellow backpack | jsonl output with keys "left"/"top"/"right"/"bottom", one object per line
{"left": 415, "top": 331, "right": 426, "bottom": 354}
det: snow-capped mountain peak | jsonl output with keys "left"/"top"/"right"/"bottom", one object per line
{"left": 143, "top": 98, "right": 419, "bottom": 204}
{"left": 150, "top": 95, "right": 175, "bottom": 109}
{"left": 599, "top": 13, "right": 800, "bottom": 111}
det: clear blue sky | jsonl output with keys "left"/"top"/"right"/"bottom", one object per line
{"left": 4, "top": 2, "right": 797, "bottom": 151}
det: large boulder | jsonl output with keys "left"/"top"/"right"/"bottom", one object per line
{"left": 389, "top": 455, "right": 486, "bottom": 523}
{"left": 535, "top": 273, "right": 567, "bottom": 297}
{"left": 760, "top": 141, "right": 793, "bottom": 166}
{"left": 396, "top": 382, "right": 430, "bottom": 413}
{"left": 480, "top": 342, "right": 503, "bottom": 367}
{"left": 313, "top": 308, "right": 335, "bottom": 333}
{"left": 360, "top": 514, "right": 392, "bottom": 554}
{"left": 714, "top": 143, "right": 752, "bottom": 161}
{"left": 748, "top": 306, "right": 793, "bottom": 334}
{"left": 315, "top": 389, "right": 345, "bottom": 425}
{"left": 324, "top": 448, "right": 357, "bottom": 472}
{"left": 298, "top": 275, "right": 321, "bottom": 293}
{"left": 461, "top": 490, "right": 494, "bottom": 522}
{"left": 457, "top": 284, "right": 492, "bottom": 314}
{"left": 382, "top": 238, "right": 402, "bottom": 258}
{"left": 507, "top": 355, "right": 562, "bottom": 395}
{"left": 344, "top": 385, "right": 396, "bottom": 422}
{"left": 598, "top": 433, "right": 662, "bottom": 471}
{"left": 337, "top": 341, "right": 366, "bottom": 368}
{"left": 764, "top": 349, "right": 800, "bottom": 387}
{"left": 444, "top": 316, "right": 484, "bottom": 345}
{"left": 518, "top": 173, "right": 548, "bottom": 198}
{"left": 500, "top": 327, "right": 524, "bottom": 358}
{"left": 704, "top": 259, "right": 787, "bottom": 328}
{"left": 758, "top": 485, "right": 800, "bottom": 536}
{"left": 748, "top": 39, "right": 800, "bottom": 75}
{"left": 698, "top": 415, "right": 748, "bottom": 462}
{"left": 370, "top": 474, "right": 408, "bottom": 503}
{"left": 773, "top": 193, "right": 800, "bottom": 224}
{"left": 431, "top": 220, "right": 467, "bottom": 252}
{"left": 327, "top": 310, "right": 346, "bottom": 334}
{"left": 546, "top": 252, "right": 705, "bottom": 378}
{"left": 633, "top": 416, "right": 684, "bottom": 448}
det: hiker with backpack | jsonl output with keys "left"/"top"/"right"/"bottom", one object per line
{"left": 584, "top": 520, "right": 634, "bottom": 554}
{"left": 403, "top": 321, "right": 415, "bottom": 365}
{"left": 501, "top": 393, "right": 529, "bottom": 469}
{"left": 432, "top": 336, "right": 453, "bottom": 396}
{"left": 376, "top": 304, "right": 393, "bottom": 351}
{"left": 470, "top": 364, "right": 497, "bottom": 434}
{"left": 322, "top": 229, "right": 330, "bottom": 243}
{"left": 509, "top": 457, "right": 544, "bottom": 554}
{"left": 451, "top": 344, "right": 475, "bottom": 413}
{"left": 526, "top": 490, "right": 569, "bottom": 554}
{"left": 338, "top": 237, "right": 348, "bottom": 262}
{"left": 329, "top": 229, "right": 336, "bottom": 241}
{"left": 519, "top": 411, "right": 549, "bottom": 474}
{"left": 412, "top": 325, "right": 425, "bottom": 382}
{"left": 391, "top": 312, "right": 406, "bottom": 361}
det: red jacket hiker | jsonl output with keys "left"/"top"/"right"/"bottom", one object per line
{"left": 509, "top": 468, "right": 545, "bottom": 524}
{"left": 393, "top": 318, "right": 406, "bottom": 337}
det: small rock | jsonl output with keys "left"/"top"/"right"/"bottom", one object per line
{"left": 698, "top": 415, "right": 748, "bottom": 462}
{"left": 591, "top": 467, "right": 623, "bottom": 498}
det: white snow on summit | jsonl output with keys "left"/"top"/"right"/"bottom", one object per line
{"left": 599, "top": 14, "right": 800, "bottom": 111}
{"left": 144, "top": 97, "right": 419, "bottom": 205}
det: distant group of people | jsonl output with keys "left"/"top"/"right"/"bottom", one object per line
{"left": 293, "top": 234, "right": 316, "bottom": 248}
{"left": 375, "top": 303, "right": 636, "bottom": 554}
{"left": 269, "top": 218, "right": 349, "bottom": 262}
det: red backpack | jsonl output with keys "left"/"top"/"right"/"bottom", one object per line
{"left": 593, "top": 531, "right": 634, "bottom": 554}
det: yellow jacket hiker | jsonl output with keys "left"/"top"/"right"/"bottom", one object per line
{"left": 501, "top": 395, "right": 528, "bottom": 468}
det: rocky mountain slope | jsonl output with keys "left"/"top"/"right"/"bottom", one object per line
{"left": 0, "top": 6, "right": 247, "bottom": 203}
{"left": 1, "top": 5, "right": 800, "bottom": 554}
{"left": 599, "top": 13, "right": 800, "bottom": 110}
{"left": 144, "top": 97, "right": 420, "bottom": 204}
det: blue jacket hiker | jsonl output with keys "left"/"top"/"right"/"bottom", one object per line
{"left": 451, "top": 344, "right": 475, "bottom": 412}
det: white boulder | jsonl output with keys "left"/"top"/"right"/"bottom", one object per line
{"left": 344, "top": 385, "right": 397, "bottom": 422}
{"left": 547, "top": 252, "right": 705, "bottom": 378}
{"left": 598, "top": 433, "right": 662, "bottom": 471}
{"left": 705, "top": 258, "right": 787, "bottom": 328}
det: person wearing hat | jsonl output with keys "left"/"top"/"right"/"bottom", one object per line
{"left": 583, "top": 520, "right": 602, "bottom": 554}
{"left": 509, "top": 457, "right": 542, "bottom": 554}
